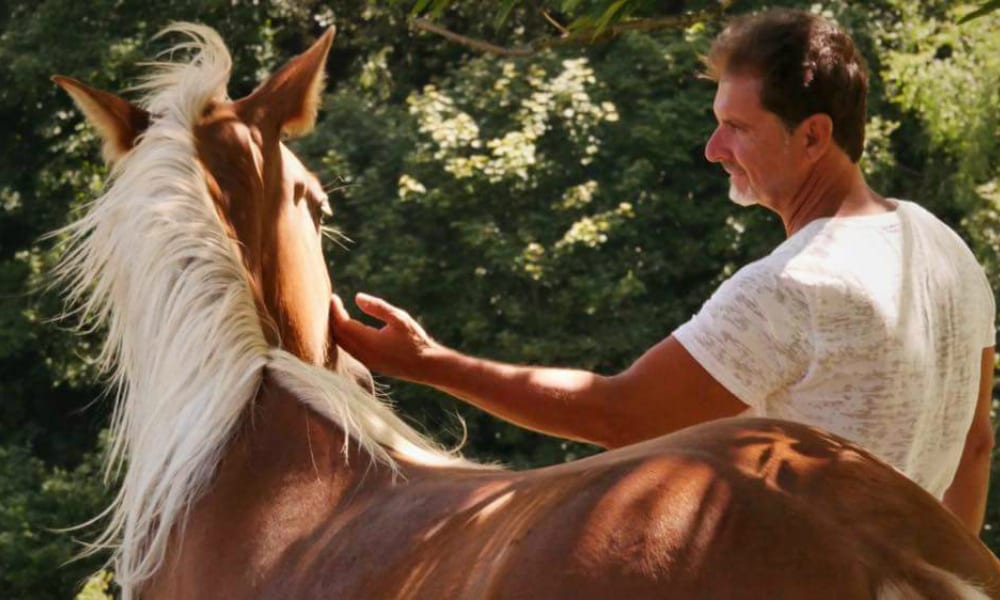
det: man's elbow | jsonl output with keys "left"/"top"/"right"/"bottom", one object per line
{"left": 588, "top": 374, "right": 639, "bottom": 450}
{"left": 970, "top": 429, "right": 996, "bottom": 459}
{"left": 962, "top": 422, "right": 996, "bottom": 468}
{"left": 589, "top": 373, "right": 667, "bottom": 450}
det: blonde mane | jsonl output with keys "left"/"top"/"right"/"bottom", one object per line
{"left": 55, "top": 23, "right": 477, "bottom": 599}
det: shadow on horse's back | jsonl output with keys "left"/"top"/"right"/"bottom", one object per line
{"left": 52, "top": 23, "right": 1000, "bottom": 600}
{"left": 162, "top": 379, "right": 998, "bottom": 599}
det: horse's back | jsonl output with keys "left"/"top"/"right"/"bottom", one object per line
{"left": 261, "top": 417, "right": 999, "bottom": 599}
{"left": 150, "top": 414, "right": 1000, "bottom": 599}
{"left": 495, "top": 417, "right": 1000, "bottom": 599}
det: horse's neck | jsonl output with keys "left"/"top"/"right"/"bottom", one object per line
{"left": 146, "top": 374, "right": 393, "bottom": 598}
{"left": 218, "top": 373, "right": 394, "bottom": 517}
{"left": 238, "top": 374, "right": 376, "bottom": 475}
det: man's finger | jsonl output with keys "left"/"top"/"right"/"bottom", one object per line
{"left": 355, "top": 292, "right": 406, "bottom": 327}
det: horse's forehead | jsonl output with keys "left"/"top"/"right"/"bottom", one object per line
{"left": 279, "top": 142, "right": 312, "bottom": 178}
{"left": 194, "top": 103, "right": 264, "bottom": 181}
{"left": 196, "top": 103, "right": 255, "bottom": 151}
{"left": 194, "top": 102, "right": 314, "bottom": 180}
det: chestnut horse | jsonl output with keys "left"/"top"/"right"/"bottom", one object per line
{"left": 54, "top": 24, "right": 1000, "bottom": 600}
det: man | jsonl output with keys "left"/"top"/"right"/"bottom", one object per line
{"left": 330, "top": 9, "right": 996, "bottom": 534}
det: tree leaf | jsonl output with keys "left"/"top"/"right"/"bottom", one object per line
{"left": 958, "top": 0, "right": 1000, "bottom": 24}
{"left": 594, "top": 0, "right": 631, "bottom": 36}
{"left": 494, "top": 0, "right": 518, "bottom": 28}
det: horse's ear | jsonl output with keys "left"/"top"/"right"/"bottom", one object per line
{"left": 51, "top": 75, "right": 150, "bottom": 164}
{"left": 236, "top": 27, "right": 335, "bottom": 139}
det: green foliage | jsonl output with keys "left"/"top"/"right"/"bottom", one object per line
{"left": 0, "top": 442, "right": 111, "bottom": 599}
{"left": 73, "top": 570, "right": 114, "bottom": 600}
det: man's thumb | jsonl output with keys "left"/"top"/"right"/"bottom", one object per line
{"left": 330, "top": 294, "right": 350, "bottom": 323}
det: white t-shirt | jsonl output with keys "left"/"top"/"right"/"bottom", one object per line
{"left": 674, "top": 200, "right": 995, "bottom": 498}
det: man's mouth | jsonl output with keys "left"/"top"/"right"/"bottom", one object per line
{"left": 721, "top": 163, "right": 745, "bottom": 178}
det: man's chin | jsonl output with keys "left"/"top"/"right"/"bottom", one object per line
{"left": 728, "top": 184, "right": 758, "bottom": 207}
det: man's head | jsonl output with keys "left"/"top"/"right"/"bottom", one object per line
{"left": 703, "top": 9, "right": 869, "bottom": 207}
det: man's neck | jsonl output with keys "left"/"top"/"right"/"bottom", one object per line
{"left": 777, "top": 155, "right": 890, "bottom": 237}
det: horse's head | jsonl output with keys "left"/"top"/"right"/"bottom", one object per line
{"left": 50, "top": 27, "right": 453, "bottom": 596}
{"left": 54, "top": 28, "right": 337, "bottom": 368}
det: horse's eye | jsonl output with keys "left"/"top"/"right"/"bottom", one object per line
{"left": 316, "top": 192, "right": 333, "bottom": 217}
{"left": 303, "top": 189, "right": 332, "bottom": 226}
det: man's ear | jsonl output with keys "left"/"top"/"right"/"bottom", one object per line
{"left": 51, "top": 75, "right": 151, "bottom": 165}
{"left": 800, "top": 113, "right": 834, "bottom": 161}
{"left": 235, "top": 27, "right": 335, "bottom": 139}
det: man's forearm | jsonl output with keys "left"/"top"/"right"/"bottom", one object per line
{"left": 418, "top": 345, "right": 618, "bottom": 447}
{"left": 330, "top": 295, "right": 746, "bottom": 448}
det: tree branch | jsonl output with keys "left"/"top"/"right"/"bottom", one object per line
{"left": 411, "top": 18, "right": 535, "bottom": 56}
{"left": 541, "top": 10, "right": 570, "bottom": 34}
{"left": 411, "top": 8, "right": 725, "bottom": 57}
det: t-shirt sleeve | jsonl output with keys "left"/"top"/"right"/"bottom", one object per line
{"left": 958, "top": 245, "right": 998, "bottom": 349}
{"left": 673, "top": 263, "right": 813, "bottom": 411}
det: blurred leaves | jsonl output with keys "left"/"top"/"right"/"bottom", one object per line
{"left": 0, "top": 441, "right": 112, "bottom": 599}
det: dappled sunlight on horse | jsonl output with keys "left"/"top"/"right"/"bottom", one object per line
{"left": 52, "top": 23, "right": 1000, "bottom": 600}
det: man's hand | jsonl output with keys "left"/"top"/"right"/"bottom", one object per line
{"left": 329, "top": 293, "right": 440, "bottom": 382}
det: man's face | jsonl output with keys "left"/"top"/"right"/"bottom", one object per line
{"left": 704, "top": 74, "right": 805, "bottom": 208}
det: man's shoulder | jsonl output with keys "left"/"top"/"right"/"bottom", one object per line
{"left": 716, "top": 255, "right": 818, "bottom": 308}
{"left": 900, "top": 200, "right": 981, "bottom": 258}
{"left": 729, "top": 242, "right": 836, "bottom": 289}
{"left": 897, "top": 200, "right": 993, "bottom": 288}
{"left": 718, "top": 235, "right": 878, "bottom": 315}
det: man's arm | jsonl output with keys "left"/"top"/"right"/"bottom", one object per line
{"left": 330, "top": 293, "right": 748, "bottom": 448}
{"left": 943, "top": 346, "right": 996, "bottom": 535}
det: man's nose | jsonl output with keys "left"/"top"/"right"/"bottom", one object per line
{"left": 704, "top": 126, "right": 725, "bottom": 163}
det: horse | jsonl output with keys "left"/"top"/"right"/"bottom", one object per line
{"left": 52, "top": 23, "right": 1000, "bottom": 600}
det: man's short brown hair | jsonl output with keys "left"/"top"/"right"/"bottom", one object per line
{"left": 705, "top": 9, "right": 869, "bottom": 162}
